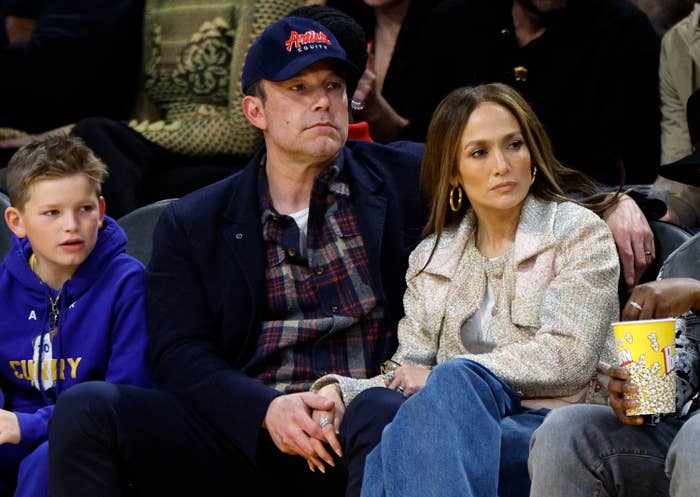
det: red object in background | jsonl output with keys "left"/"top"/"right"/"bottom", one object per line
{"left": 348, "top": 121, "right": 373, "bottom": 142}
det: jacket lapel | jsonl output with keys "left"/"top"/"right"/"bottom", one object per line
{"left": 345, "top": 148, "right": 387, "bottom": 293}
{"left": 222, "top": 152, "right": 266, "bottom": 301}
{"left": 512, "top": 196, "right": 557, "bottom": 266}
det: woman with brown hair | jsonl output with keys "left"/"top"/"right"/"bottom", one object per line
{"left": 311, "top": 83, "right": 621, "bottom": 497}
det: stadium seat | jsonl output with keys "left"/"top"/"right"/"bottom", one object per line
{"left": 116, "top": 199, "right": 176, "bottom": 266}
{"left": 641, "top": 220, "right": 694, "bottom": 284}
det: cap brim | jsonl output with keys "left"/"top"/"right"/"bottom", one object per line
{"left": 658, "top": 152, "right": 700, "bottom": 187}
{"left": 269, "top": 55, "right": 359, "bottom": 84}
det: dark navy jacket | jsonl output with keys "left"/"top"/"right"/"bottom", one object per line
{"left": 147, "top": 140, "right": 426, "bottom": 463}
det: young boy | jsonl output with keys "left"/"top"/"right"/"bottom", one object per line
{"left": 0, "top": 136, "right": 152, "bottom": 497}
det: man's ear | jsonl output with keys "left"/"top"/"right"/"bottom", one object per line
{"left": 4, "top": 206, "right": 26, "bottom": 238}
{"left": 242, "top": 95, "right": 267, "bottom": 131}
{"left": 98, "top": 196, "right": 106, "bottom": 228}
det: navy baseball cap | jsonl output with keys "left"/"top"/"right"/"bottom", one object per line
{"left": 242, "top": 16, "right": 359, "bottom": 92}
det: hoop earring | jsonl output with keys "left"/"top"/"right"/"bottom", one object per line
{"left": 530, "top": 166, "right": 537, "bottom": 185}
{"left": 449, "top": 184, "right": 463, "bottom": 212}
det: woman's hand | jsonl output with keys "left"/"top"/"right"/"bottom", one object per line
{"left": 308, "top": 383, "right": 345, "bottom": 473}
{"left": 385, "top": 364, "right": 430, "bottom": 397}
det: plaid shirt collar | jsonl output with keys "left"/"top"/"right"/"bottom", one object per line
{"left": 258, "top": 153, "right": 349, "bottom": 226}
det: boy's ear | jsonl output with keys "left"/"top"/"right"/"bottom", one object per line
{"left": 242, "top": 95, "right": 267, "bottom": 131}
{"left": 98, "top": 196, "right": 106, "bottom": 228}
{"left": 4, "top": 206, "right": 26, "bottom": 238}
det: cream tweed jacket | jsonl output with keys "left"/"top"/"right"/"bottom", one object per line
{"left": 313, "top": 196, "right": 620, "bottom": 409}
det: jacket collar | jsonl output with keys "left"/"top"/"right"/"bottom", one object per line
{"left": 423, "top": 195, "right": 558, "bottom": 279}
{"left": 219, "top": 145, "right": 388, "bottom": 298}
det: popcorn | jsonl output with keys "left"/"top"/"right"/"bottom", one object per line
{"left": 624, "top": 361, "right": 676, "bottom": 416}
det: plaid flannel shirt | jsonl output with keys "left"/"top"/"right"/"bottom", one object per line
{"left": 247, "top": 156, "right": 390, "bottom": 393}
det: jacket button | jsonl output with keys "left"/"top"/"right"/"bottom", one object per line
{"left": 235, "top": 233, "right": 243, "bottom": 239}
{"left": 286, "top": 248, "right": 297, "bottom": 257}
{"left": 491, "top": 307, "right": 498, "bottom": 317}
{"left": 331, "top": 305, "right": 339, "bottom": 313}
{"left": 315, "top": 268, "right": 324, "bottom": 275}
{"left": 493, "top": 267, "right": 504, "bottom": 279}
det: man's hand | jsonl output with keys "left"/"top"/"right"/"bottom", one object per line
{"left": 0, "top": 409, "right": 21, "bottom": 445}
{"left": 5, "top": 16, "right": 37, "bottom": 44}
{"left": 263, "top": 392, "right": 337, "bottom": 473}
{"left": 603, "top": 195, "right": 655, "bottom": 291}
{"left": 596, "top": 362, "right": 643, "bottom": 426}
{"left": 385, "top": 364, "right": 430, "bottom": 397}
{"left": 309, "top": 383, "right": 345, "bottom": 472}
{"left": 622, "top": 278, "right": 700, "bottom": 320}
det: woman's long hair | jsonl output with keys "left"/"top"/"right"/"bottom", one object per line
{"left": 420, "top": 83, "right": 619, "bottom": 242}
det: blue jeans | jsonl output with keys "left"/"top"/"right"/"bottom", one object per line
{"left": 361, "top": 359, "right": 547, "bottom": 497}
{"left": 528, "top": 404, "right": 695, "bottom": 497}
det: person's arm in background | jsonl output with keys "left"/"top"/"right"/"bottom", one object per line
{"left": 603, "top": 194, "right": 656, "bottom": 291}
{"left": 659, "top": 28, "right": 692, "bottom": 166}
{"left": 2, "top": 0, "right": 40, "bottom": 44}
{"left": 351, "top": 48, "right": 409, "bottom": 144}
{"left": 655, "top": 25, "right": 700, "bottom": 229}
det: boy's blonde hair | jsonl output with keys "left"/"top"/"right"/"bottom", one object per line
{"left": 7, "top": 135, "right": 108, "bottom": 210}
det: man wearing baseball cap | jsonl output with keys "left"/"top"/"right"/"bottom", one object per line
{"left": 48, "top": 15, "right": 426, "bottom": 497}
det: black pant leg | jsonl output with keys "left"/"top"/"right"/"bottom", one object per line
{"left": 48, "top": 382, "right": 256, "bottom": 497}
{"left": 0, "top": 443, "right": 31, "bottom": 497}
{"left": 340, "top": 387, "right": 405, "bottom": 497}
{"left": 49, "top": 381, "right": 349, "bottom": 497}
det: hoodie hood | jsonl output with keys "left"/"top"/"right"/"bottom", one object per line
{"left": 4, "top": 216, "right": 127, "bottom": 302}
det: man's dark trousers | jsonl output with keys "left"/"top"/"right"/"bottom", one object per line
{"left": 48, "top": 383, "right": 404, "bottom": 497}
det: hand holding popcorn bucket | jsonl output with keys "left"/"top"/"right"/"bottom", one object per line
{"left": 612, "top": 318, "right": 677, "bottom": 418}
